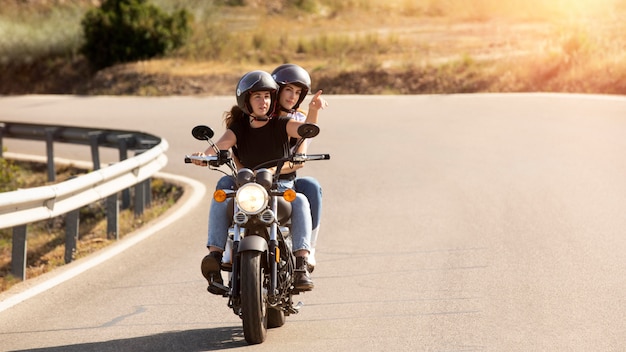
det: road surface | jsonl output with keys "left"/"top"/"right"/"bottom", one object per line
{"left": 1, "top": 93, "right": 625, "bottom": 351}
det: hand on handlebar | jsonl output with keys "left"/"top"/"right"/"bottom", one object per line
{"left": 189, "top": 152, "right": 208, "bottom": 166}
{"left": 186, "top": 151, "right": 234, "bottom": 169}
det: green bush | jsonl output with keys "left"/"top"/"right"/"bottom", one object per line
{"left": 0, "top": 158, "right": 22, "bottom": 193}
{"left": 80, "top": 0, "right": 192, "bottom": 69}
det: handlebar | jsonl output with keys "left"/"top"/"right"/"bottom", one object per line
{"left": 292, "top": 153, "right": 331, "bottom": 162}
{"left": 186, "top": 152, "right": 330, "bottom": 186}
{"left": 253, "top": 153, "right": 330, "bottom": 170}
{"left": 185, "top": 153, "right": 330, "bottom": 166}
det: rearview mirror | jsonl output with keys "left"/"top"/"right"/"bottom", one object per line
{"left": 297, "top": 123, "right": 320, "bottom": 139}
{"left": 191, "top": 125, "right": 214, "bottom": 141}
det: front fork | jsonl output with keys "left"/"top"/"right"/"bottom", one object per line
{"left": 268, "top": 196, "right": 279, "bottom": 300}
{"left": 230, "top": 223, "right": 241, "bottom": 305}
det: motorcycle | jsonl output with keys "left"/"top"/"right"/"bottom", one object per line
{"left": 185, "top": 123, "right": 329, "bottom": 344}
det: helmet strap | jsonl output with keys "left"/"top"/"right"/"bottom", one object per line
{"left": 250, "top": 115, "right": 270, "bottom": 122}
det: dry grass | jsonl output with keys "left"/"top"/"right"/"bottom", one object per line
{"left": 2, "top": 0, "right": 626, "bottom": 95}
{"left": 133, "top": 0, "right": 626, "bottom": 95}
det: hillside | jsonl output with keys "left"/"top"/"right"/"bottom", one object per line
{"left": 1, "top": 0, "right": 625, "bottom": 95}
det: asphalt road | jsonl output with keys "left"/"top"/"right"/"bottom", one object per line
{"left": 1, "top": 93, "right": 625, "bottom": 351}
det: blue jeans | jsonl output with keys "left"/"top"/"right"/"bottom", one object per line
{"left": 207, "top": 175, "right": 312, "bottom": 252}
{"left": 294, "top": 176, "right": 322, "bottom": 247}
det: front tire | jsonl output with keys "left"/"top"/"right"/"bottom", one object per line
{"left": 240, "top": 251, "right": 267, "bottom": 344}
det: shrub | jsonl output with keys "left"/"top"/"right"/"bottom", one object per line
{"left": 0, "top": 158, "right": 22, "bottom": 193}
{"left": 80, "top": 0, "right": 192, "bottom": 69}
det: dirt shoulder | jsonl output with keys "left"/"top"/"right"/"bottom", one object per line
{"left": 3, "top": 53, "right": 625, "bottom": 97}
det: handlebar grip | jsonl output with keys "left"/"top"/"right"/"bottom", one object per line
{"left": 308, "top": 154, "right": 331, "bottom": 160}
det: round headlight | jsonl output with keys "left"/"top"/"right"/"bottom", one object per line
{"left": 236, "top": 183, "right": 268, "bottom": 214}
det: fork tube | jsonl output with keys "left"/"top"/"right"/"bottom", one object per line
{"left": 231, "top": 201, "right": 242, "bottom": 299}
{"left": 269, "top": 196, "right": 278, "bottom": 296}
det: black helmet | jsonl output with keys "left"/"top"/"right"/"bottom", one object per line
{"left": 236, "top": 70, "right": 279, "bottom": 116}
{"left": 271, "top": 63, "right": 311, "bottom": 110}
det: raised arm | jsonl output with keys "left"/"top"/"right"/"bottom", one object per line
{"left": 287, "top": 89, "right": 328, "bottom": 137}
{"left": 304, "top": 89, "right": 328, "bottom": 125}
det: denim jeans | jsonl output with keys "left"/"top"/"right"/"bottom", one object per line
{"left": 294, "top": 176, "right": 322, "bottom": 247}
{"left": 207, "top": 175, "right": 312, "bottom": 252}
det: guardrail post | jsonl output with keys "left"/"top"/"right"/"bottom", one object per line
{"left": 134, "top": 181, "right": 145, "bottom": 217}
{"left": 133, "top": 149, "right": 148, "bottom": 216}
{"left": 11, "top": 225, "right": 27, "bottom": 281}
{"left": 89, "top": 131, "right": 102, "bottom": 170}
{"left": 144, "top": 178, "right": 152, "bottom": 208}
{"left": 107, "top": 194, "right": 119, "bottom": 240}
{"left": 65, "top": 209, "right": 79, "bottom": 264}
{"left": 117, "top": 134, "right": 133, "bottom": 209}
{"left": 45, "top": 128, "right": 57, "bottom": 182}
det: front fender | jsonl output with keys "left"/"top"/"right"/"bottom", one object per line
{"left": 238, "top": 235, "right": 268, "bottom": 253}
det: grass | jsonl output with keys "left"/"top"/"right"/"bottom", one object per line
{"left": 0, "top": 1, "right": 86, "bottom": 64}
{"left": 0, "top": 160, "right": 183, "bottom": 293}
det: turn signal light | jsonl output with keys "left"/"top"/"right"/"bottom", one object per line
{"left": 213, "top": 189, "right": 227, "bottom": 202}
{"left": 283, "top": 189, "right": 297, "bottom": 202}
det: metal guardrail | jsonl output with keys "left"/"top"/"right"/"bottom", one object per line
{"left": 0, "top": 121, "right": 169, "bottom": 280}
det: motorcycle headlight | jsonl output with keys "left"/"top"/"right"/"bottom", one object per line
{"left": 236, "top": 183, "right": 268, "bottom": 214}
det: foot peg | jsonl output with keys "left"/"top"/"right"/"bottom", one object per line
{"left": 209, "top": 281, "right": 229, "bottom": 297}
{"left": 288, "top": 301, "right": 303, "bottom": 315}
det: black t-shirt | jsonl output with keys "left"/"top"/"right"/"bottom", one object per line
{"left": 229, "top": 115, "right": 291, "bottom": 170}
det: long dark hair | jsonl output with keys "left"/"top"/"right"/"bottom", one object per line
{"left": 223, "top": 105, "right": 245, "bottom": 128}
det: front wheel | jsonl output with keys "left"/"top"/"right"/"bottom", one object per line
{"left": 240, "top": 251, "right": 267, "bottom": 344}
